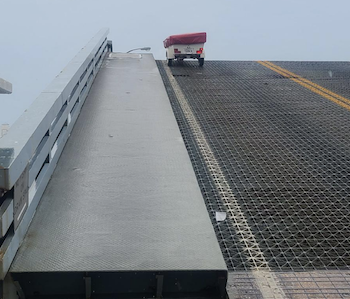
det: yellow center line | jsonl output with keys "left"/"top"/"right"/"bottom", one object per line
{"left": 257, "top": 61, "right": 350, "bottom": 112}
{"left": 264, "top": 61, "right": 350, "bottom": 106}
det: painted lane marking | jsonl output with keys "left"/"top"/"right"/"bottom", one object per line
{"left": 258, "top": 61, "right": 350, "bottom": 112}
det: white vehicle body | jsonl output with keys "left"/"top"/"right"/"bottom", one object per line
{"left": 166, "top": 43, "right": 205, "bottom": 60}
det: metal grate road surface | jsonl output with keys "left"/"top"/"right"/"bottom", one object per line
{"left": 157, "top": 60, "right": 350, "bottom": 272}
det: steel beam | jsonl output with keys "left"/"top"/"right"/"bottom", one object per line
{"left": 0, "top": 78, "right": 12, "bottom": 94}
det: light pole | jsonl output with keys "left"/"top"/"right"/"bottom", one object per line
{"left": 0, "top": 77, "right": 12, "bottom": 94}
{"left": 126, "top": 47, "right": 151, "bottom": 53}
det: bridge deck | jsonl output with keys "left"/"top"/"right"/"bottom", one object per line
{"left": 10, "top": 54, "right": 227, "bottom": 297}
{"left": 157, "top": 60, "right": 350, "bottom": 298}
{"left": 10, "top": 56, "right": 350, "bottom": 297}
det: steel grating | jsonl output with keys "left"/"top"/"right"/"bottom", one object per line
{"left": 227, "top": 271, "right": 350, "bottom": 299}
{"left": 273, "top": 61, "right": 350, "bottom": 101}
{"left": 156, "top": 60, "right": 350, "bottom": 272}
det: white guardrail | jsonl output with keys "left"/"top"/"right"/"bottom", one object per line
{"left": 0, "top": 28, "right": 110, "bottom": 279}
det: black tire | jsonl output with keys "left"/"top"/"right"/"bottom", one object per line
{"left": 198, "top": 58, "right": 204, "bottom": 67}
{"left": 167, "top": 59, "right": 173, "bottom": 67}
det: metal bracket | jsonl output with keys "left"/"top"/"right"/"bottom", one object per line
{"left": 218, "top": 276, "right": 227, "bottom": 299}
{"left": 107, "top": 40, "right": 113, "bottom": 52}
{"left": 83, "top": 276, "right": 91, "bottom": 299}
{"left": 156, "top": 275, "right": 164, "bottom": 299}
{"left": 13, "top": 281, "right": 25, "bottom": 299}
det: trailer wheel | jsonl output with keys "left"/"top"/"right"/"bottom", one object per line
{"left": 198, "top": 58, "right": 204, "bottom": 67}
{"left": 167, "top": 59, "right": 173, "bottom": 67}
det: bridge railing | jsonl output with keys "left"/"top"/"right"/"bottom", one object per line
{"left": 0, "top": 28, "right": 110, "bottom": 279}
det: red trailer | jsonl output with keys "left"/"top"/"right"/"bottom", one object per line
{"left": 163, "top": 32, "right": 207, "bottom": 66}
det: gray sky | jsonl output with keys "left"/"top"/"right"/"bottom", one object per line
{"left": 1, "top": 0, "right": 350, "bottom": 125}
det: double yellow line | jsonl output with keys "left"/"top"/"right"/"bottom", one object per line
{"left": 257, "top": 61, "right": 350, "bottom": 112}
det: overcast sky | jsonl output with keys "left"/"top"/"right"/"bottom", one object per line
{"left": 1, "top": 0, "right": 350, "bottom": 126}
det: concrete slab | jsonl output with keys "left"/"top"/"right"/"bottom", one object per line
{"left": 10, "top": 53, "right": 227, "bottom": 297}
